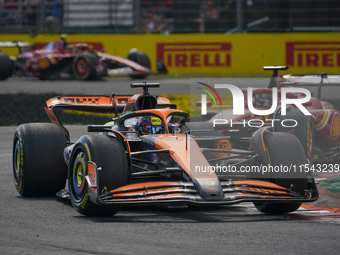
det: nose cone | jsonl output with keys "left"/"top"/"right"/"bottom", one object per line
{"left": 193, "top": 178, "right": 224, "bottom": 200}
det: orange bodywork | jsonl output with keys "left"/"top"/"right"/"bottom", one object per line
{"left": 45, "top": 95, "right": 171, "bottom": 113}
{"left": 46, "top": 95, "right": 132, "bottom": 110}
{"left": 110, "top": 182, "right": 179, "bottom": 193}
{"left": 234, "top": 180, "right": 287, "bottom": 190}
{"left": 236, "top": 192, "right": 290, "bottom": 198}
{"left": 235, "top": 187, "right": 290, "bottom": 195}
{"left": 87, "top": 162, "right": 97, "bottom": 194}
{"left": 153, "top": 134, "right": 215, "bottom": 180}
{"left": 42, "top": 93, "right": 318, "bottom": 205}
{"left": 133, "top": 108, "right": 217, "bottom": 179}
{"left": 111, "top": 188, "right": 181, "bottom": 197}
{"left": 135, "top": 109, "right": 185, "bottom": 122}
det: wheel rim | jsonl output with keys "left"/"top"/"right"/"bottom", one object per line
{"left": 76, "top": 58, "right": 88, "bottom": 75}
{"left": 72, "top": 151, "right": 87, "bottom": 201}
{"left": 13, "top": 139, "right": 21, "bottom": 184}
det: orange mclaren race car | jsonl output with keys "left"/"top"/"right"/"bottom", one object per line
{"left": 12, "top": 83, "right": 318, "bottom": 216}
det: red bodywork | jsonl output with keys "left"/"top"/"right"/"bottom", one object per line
{"left": 14, "top": 39, "right": 149, "bottom": 78}
{"left": 204, "top": 68, "right": 340, "bottom": 162}
{"left": 245, "top": 88, "right": 339, "bottom": 145}
{"left": 206, "top": 88, "right": 335, "bottom": 136}
{"left": 247, "top": 81, "right": 340, "bottom": 146}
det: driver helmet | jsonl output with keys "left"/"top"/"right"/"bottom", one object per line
{"left": 60, "top": 34, "right": 68, "bottom": 47}
{"left": 138, "top": 116, "right": 164, "bottom": 135}
{"left": 254, "top": 93, "right": 272, "bottom": 109}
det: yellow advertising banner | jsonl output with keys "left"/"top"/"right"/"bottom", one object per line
{"left": 1, "top": 33, "right": 339, "bottom": 75}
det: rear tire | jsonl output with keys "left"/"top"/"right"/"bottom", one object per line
{"left": 253, "top": 132, "right": 308, "bottom": 214}
{"left": 12, "top": 123, "right": 67, "bottom": 197}
{"left": 127, "top": 50, "right": 150, "bottom": 79}
{"left": 68, "top": 134, "right": 128, "bottom": 216}
{"left": 0, "top": 53, "right": 13, "bottom": 80}
{"left": 73, "top": 52, "right": 97, "bottom": 80}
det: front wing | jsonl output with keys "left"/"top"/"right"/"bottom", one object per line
{"left": 92, "top": 179, "right": 318, "bottom": 206}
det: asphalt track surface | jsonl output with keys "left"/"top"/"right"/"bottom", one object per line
{"left": 2, "top": 76, "right": 340, "bottom": 100}
{"left": 0, "top": 77, "right": 269, "bottom": 96}
{"left": 1, "top": 77, "right": 340, "bottom": 255}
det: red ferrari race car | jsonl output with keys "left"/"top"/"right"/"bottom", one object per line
{"left": 12, "top": 83, "right": 318, "bottom": 216}
{"left": 200, "top": 66, "right": 340, "bottom": 165}
{"left": 0, "top": 38, "right": 151, "bottom": 80}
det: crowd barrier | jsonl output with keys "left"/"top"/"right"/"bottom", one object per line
{"left": 1, "top": 33, "right": 339, "bottom": 75}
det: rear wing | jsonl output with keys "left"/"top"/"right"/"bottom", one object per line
{"left": 283, "top": 72, "right": 340, "bottom": 99}
{"left": 45, "top": 95, "right": 131, "bottom": 114}
{"left": 0, "top": 41, "right": 31, "bottom": 53}
{"left": 44, "top": 92, "right": 174, "bottom": 142}
{"left": 45, "top": 94, "right": 174, "bottom": 114}
{"left": 263, "top": 66, "right": 289, "bottom": 75}
{"left": 44, "top": 94, "right": 132, "bottom": 143}
{"left": 263, "top": 66, "right": 289, "bottom": 88}
{"left": 263, "top": 66, "right": 340, "bottom": 99}
{"left": 283, "top": 73, "right": 340, "bottom": 85}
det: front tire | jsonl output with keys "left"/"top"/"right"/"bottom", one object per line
{"left": 253, "top": 132, "right": 308, "bottom": 214}
{"left": 68, "top": 134, "right": 128, "bottom": 216}
{"left": 277, "top": 109, "right": 314, "bottom": 164}
{"left": 12, "top": 123, "right": 67, "bottom": 197}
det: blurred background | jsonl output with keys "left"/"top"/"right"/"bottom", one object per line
{"left": 1, "top": 0, "right": 340, "bottom": 35}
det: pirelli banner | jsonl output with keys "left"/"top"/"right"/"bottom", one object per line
{"left": 1, "top": 33, "right": 339, "bottom": 75}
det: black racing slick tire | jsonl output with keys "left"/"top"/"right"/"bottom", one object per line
{"left": 127, "top": 50, "right": 150, "bottom": 79}
{"left": 73, "top": 52, "right": 97, "bottom": 80}
{"left": 253, "top": 132, "right": 308, "bottom": 214}
{"left": 12, "top": 123, "right": 67, "bottom": 197}
{"left": 68, "top": 134, "right": 128, "bottom": 216}
{"left": 0, "top": 53, "right": 13, "bottom": 80}
{"left": 277, "top": 109, "right": 314, "bottom": 164}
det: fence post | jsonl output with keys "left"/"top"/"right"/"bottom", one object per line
{"left": 237, "top": 0, "right": 243, "bottom": 32}
{"left": 135, "top": 0, "right": 141, "bottom": 34}
{"left": 40, "top": 0, "right": 45, "bottom": 33}
{"left": 18, "top": 0, "right": 23, "bottom": 28}
{"left": 115, "top": 0, "right": 118, "bottom": 34}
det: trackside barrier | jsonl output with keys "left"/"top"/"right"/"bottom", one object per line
{"left": 0, "top": 33, "right": 339, "bottom": 75}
